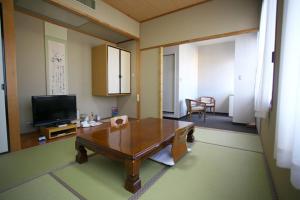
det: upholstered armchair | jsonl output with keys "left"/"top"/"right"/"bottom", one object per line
{"left": 197, "top": 96, "right": 216, "bottom": 113}
{"left": 185, "top": 99, "right": 206, "bottom": 121}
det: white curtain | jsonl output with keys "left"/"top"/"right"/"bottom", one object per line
{"left": 254, "top": 0, "right": 277, "bottom": 118}
{"left": 275, "top": 0, "right": 300, "bottom": 189}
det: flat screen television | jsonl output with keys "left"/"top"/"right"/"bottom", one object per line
{"left": 32, "top": 95, "right": 77, "bottom": 127}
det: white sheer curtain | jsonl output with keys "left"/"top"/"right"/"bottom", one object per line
{"left": 254, "top": 0, "right": 277, "bottom": 118}
{"left": 275, "top": 0, "right": 300, "bottom": 189}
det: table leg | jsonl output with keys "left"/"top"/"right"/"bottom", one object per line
{"left": 187, "top": 126, "right": 195, "bottom": 143}
{"left": 124, "top": 159, "right": 141, "bottom": 193}
{"left": 75, "top": 140, "right": 88, "bottom": 164}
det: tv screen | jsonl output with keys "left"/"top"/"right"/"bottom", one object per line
{"left": 32, "top": 95, "right": 77, "bottom": 127}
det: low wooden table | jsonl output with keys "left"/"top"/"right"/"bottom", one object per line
{"left": 75, "top": 118, "right": 194, "bottom": 193}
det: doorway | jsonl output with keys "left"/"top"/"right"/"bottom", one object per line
{"left": 160, "top": 35, "right": 259, "bottom": 134}
{"left": 0, "top": 7, "right": 9, "bottom": 154}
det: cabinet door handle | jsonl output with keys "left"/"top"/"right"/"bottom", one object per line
{"left": 1, "top": 83, "right": 5, "bottom": 91}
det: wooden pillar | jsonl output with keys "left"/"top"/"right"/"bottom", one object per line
{"left": 0, "top": 0, "right": 21, "bottom": 151}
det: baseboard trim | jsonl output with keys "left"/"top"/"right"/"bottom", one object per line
{"left": 163, "top": 111, "right": 174, "bottom": 114}
{"left": 212, "top": 112, "right": 229, "bottom": 116}
{"left": 232, "top": 122, "right": 248, "bottom": 126}
{"left": 163, "top": 116, "right": 180, "bottom": 120}
{"left": 232, "top": 122, "right": 257, "bottom": 129}
{"left": 177, "top": 112, "right": 229, "bottom": 120}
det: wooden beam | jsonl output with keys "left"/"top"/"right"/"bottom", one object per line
{"left": 0, "top": 0, "right": 21, "bottom": 151}
{"left": 15, "top": 7, "right": 117, "bottom": 45}
{"left": 47, "top": 0, "right": 139, "bottom": 40}
{"left": 141, "top": 28, "right": 259, "bottom": 51}
{"left": 117, "top": 39, "right": 135, "bottom": 44}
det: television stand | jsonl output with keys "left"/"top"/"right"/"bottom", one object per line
{"left": 41, "top": 124, "right": 77, "bottom": 139}
{"left": 57, "top": 124, "right": 68, "bottom": 128}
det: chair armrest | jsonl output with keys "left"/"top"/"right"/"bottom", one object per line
{"left": 212, "top": 98, "right": 216, "bottom": 104}
{"left": 190, "top": 99, "right": 206, "bottom": 107}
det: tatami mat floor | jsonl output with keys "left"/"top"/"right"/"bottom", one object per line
{"left": 0, "top": 128, "right": 273, "bottom": 200}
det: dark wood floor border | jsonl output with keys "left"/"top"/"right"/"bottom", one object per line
{"left": 129, "top": 166, "right": 169, "bottom": 200}
{"left": 194, "top": 126, "right": 258, "bottom": 135}
{"left": 261, "top": 153, "right": 279, "bottom": 200}
{"left": 0, "top": 162, "right": 75, "bottom": 194}
{"left": 195, "top": 140, "right": 264, "bottom": 154}
{"left": 0, "top": 153, "right": 96, "bottom": 194}
{"left": 49, "top": 172, "right": 87, "bottom": 200}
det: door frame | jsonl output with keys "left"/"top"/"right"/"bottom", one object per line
{"left": 136, "top": 39, "right": 141, "bottom": 119}
{"left": 159, "top": 47, "right": 163, "bottom": 119}
{"left": 0, "top": 0, "right": 21, "bottom": 151}
{"left": 0, "top": 3, "right": 9, "bottom": 153}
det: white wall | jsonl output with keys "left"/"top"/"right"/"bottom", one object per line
{"left": 179, "top": 43, "right": 198, "bottom": 117}
{"left": 233, "top": 33, "right": 258, "bottom": 123}
{"left": 15, "top": 11, "right": 117, "bottom": 133}
{"left": 197, "top": 42, "right": 235, "bottom": 113}
{"left": 117, "top": 40, "right": 137, "bottom": 118}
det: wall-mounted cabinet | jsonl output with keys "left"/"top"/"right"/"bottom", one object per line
{"left": 92, "top": 44, "right": 131, "bottom": 96}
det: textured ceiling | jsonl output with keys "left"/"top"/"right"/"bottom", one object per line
{"left": 103, "top": 0, "right": 210, "bottom": 22}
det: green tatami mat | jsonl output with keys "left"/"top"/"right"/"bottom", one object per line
{"left": 0, "top": 137, "right": 91, "bottom": 191}
{"left": 0, "top": 175, "right": 79, "bottom": 200}
{"left": 194, "top": 127, "right": 263, "bottom": 152}
{"left": 140, "top": 142, "right": 272, "bottom": 200}
{"left": 54, "top": 155, "right": 164, "bottom": 200}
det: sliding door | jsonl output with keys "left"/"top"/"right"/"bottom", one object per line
{"left": 140, "top": 48, "right": 162, "bottom": 118}
{"left": 163, "top": 54, "right": 175, "bottom": 113}
{"left": 107, "top": 46, "right": 120, "bottom": 94}
{"left": 120, "top": 50, "right": 131, "bottom": 93}
{"left": 0, "top": 12, "right": 8, "bottom": 153}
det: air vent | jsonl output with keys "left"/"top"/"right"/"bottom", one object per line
{"left": 75, "top": 0, "right": 95, "bottom": 9}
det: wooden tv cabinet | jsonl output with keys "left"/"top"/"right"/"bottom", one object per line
{"left": 41, "top": 124, "right": 77, "bottom": 139}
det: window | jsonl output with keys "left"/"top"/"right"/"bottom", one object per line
{"left": 254, "top": 0, "right": 277, "bottom": 119}
{"left": 275, "top": 0, "right": 300, "bottom": 189}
